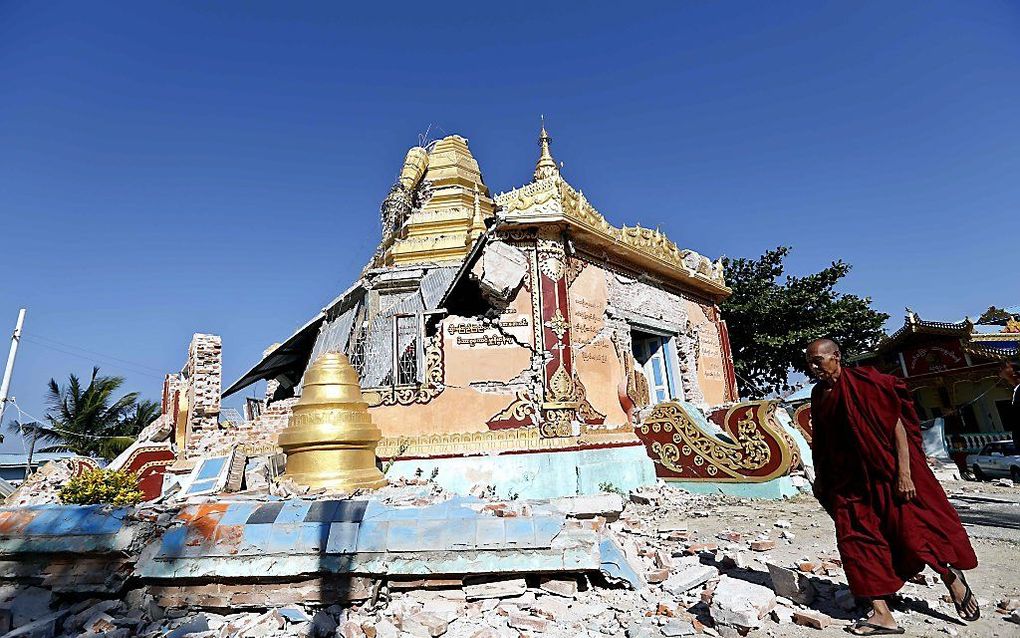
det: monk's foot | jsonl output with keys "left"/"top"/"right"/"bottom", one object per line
{"left": 942, "top": 567, "right": 980, "bottom": 621}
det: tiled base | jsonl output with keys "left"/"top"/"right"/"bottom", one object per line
{"left": 384, "top": 443, "right": 657, "bottom": 499}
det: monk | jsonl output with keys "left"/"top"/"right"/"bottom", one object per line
{"left": 806, "top": 338, "right": 979, "bottom": 635}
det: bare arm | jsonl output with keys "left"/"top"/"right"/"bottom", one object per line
{"left": 894, "top": 419, "right": 917, "bottom": 501}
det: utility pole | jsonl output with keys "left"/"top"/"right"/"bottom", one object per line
{"left": 0, "top": 308, "right": 27, "bottom": 427}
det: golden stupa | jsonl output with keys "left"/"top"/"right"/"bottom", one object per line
{"left": 278, "top": 352, "right": 387, "bottom": 491}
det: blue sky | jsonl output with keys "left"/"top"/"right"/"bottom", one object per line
{"left": 1, "top": 1, "right": 1018, "bottom": 449}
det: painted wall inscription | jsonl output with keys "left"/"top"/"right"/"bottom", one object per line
{"left": 698, "top": 325, "right": 724, "bottom": 380}
{"left": 446, "top": 312, "right": 531, "bottom": 349}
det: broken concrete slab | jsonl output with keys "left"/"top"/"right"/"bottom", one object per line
{"left": 537, "top": 577, "right": 578, "bottom": 598}
{"left": 547, "top": 493, "right": 625, "bottom": 521}
{"left": 766, "top": 563, "right": 816, "bottom": 605}
{"left": 709, "top": 575, "right": 776, "bottom": 630}
{"left": 662, "top": 558, "right": 718, "bottom": 596}
{"left": 463, "top": 578, "right": 527, "bottom": 600}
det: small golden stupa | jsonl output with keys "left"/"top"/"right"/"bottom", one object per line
{"left": 278, "top": 352, "right": 387, "bottom": 491}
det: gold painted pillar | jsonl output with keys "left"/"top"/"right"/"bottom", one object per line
{"left": 278, "top": 353, "right": 387, "bottom": 491}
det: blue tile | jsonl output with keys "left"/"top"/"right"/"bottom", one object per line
{"left": 334, "top": 500, "right": 368, "bottom": 522}
{"left": 22, "top": 509, "right": 63, "bottom": 535}
{"left": 296, "top": 522, "right": 331, "bottom": 553}
{"left": 219, "top": 503, "right": 260, "bottom": 526}
{"left": 386, "top": 520, "right": 421, "bottom": 552}
{"left": 239, "top": 523, "right": 273, "bottom": 553}
{"left": 361, "top": 500, "right": 389, "bottom": 521}
{"left": 503, "top": 518, "right": 536, "bottom": 546}
{"left": 434, "top": 518, "right": 476, "bottom": 549}
{"left": 475, "top": 518, "right": 506, "bottom": 548}
{"left": 268, "top": 523, "right": 302, "bottom": 554}
{"left": 304, "top": 501, "right": 340, "bottom": 523}
{"left": 159, "top": 527, "right": 188, "bottom": 558}
{"left": 43, "top": 508, "right": 94, "bottom": 536}
{"left": 533, "top": 517, "right": 564, "bottom": 545}
{"left": 325, "top": 521, "right": 360, "bottom": 554}
{"left": 356, "top": 520, "right": 389, "bottom": 552}
{"left": 81, "top": 509, "right": 125, "bottom": 535}
{"left": 276, "top": 500, "right": 312, "bottom": 525}
{"left": 247, "top": 502, "right": 284, "bottom": 524}
{"left": 410, "top": 518, "right": 452, "bottom": 551}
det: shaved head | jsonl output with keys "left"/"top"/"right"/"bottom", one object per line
{"left": 806, "top": 338, "right": 840, "bottom": 356}
{"left": 805, "top": 338, "right": 842, "bottom": 385}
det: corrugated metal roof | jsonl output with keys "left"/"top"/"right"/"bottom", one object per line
{"left": 421, "top": 266, "right": 459, "bottom": 310}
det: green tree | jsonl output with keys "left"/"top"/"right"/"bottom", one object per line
{"left": 721, "top": 247, "right": 889, "bottom": 398}
{"left": 9, "top": 368, "right": 156, "bottom": 460}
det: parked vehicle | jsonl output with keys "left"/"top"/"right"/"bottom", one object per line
{"left": 965, "top": 441, "right": 1020, "bottom": 482}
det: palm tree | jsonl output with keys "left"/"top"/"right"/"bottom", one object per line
{"left": 11, "top": 367, "right": 151, "bottom": 460}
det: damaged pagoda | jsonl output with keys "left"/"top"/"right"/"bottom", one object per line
{"left": 205, "top": 123, "right": 803, "bottom": 499}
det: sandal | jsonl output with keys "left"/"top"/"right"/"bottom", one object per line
{"left": 846, "top": 620, "right": 905, "bottom": 635}
{"left": 946, "top": 566, "right": 980, "bottom": 621}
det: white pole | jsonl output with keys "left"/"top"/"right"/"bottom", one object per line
{"left": 0, "top": 308, "right": 27, "bottom": 426}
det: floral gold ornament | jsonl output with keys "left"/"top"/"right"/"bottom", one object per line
{"left": 278, "top": 352, "right": 387, "bottom": 491}
{"left": 636, "top": 400, "right": 799, "bottom": 483}
{"left": 547, "top": 363, "right": 574, "bottom": 402}
{"left": 544, "top": 309, "right": 570, "bottom": 340}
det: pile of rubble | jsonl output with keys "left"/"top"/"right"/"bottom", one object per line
{"left": 0, "top": 482, "right": 1017, "bottom": 637}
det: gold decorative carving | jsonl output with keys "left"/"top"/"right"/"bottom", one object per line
{"left": 572, "top": 374, "right": 607, "bottom": 424}
{"left": 539, "top": 254, "right": 565, "bottom": 281}
{"left": 639, "top": 401, "right": 787, "bottom": 482}
{"left": 495, "top": 149, "right": 729, "bottom": 297}
{"left": 367, "top": 333, "right": 444, "bottom": 407}
{"left": 540, "top": 408, "right": 574, "bottom": 438}
{"left": 544, "top": 309, "right": 569, "bottom": 340}
{"left": 547, "top": 363, "right": 574, "bottom": 402}
{"left": 487, "top": 388, "right": 538, "bottom": 424}
{"left": 376, "top": 426, "right": 638, "bottom": 459}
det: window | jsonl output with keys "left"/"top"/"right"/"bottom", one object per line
{"left": 632, "top": 330, "right": 682, "bottom": 404}
{"left": 184, "top": 456, "right": 230, "bottom": 495}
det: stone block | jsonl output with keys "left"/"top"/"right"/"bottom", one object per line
{"left": 792, "top": 609, "right": 833, "bottom": 630}
{"left": 464, "top": 578, "right": 527, "bottom": 600}
{"left": 7, "top": 586, "right": 53, "bottom": 627}
{"left": 403, "top": 612, "right": 448, "bottom": 637}
{"left": 709, "top": 576, "right": 776, "bottom": 629}
{"left": 3, "top": 609, "right": 69, "bottom": 638}
{"left": 766, "top": 563, "right": 816, "bottom": 605}
{"left": 645, "top": 568, "right": 670, "bottom": 584}
{"left": 531, "top": 597, "right": 573, "bottom": 622}
{"left": 749, "top": 540, "right": 776, "bottom": 552}
{"left": 662, "top": 561, "right": 718, "bottom": 596}
{"left": 684, "top": 542, "right": 718, "bottom": 555}
{"left": 538, "top": 577, "right": 578, "bottom": 598}
{"left": 506, "top": 611, "right": 549, "bottom": 633}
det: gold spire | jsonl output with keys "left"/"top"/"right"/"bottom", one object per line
{"left": 534, "top": 115, "right": 558, "bottom": 181}
{"left": 278, "top": 352, "right": 387, "bottom": 491}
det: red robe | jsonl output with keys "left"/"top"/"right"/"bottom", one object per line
{"left": 811, "top": 366, "right": 977, "bottom": 597}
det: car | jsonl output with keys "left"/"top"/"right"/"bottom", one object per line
{"left": 965, "top": 441, "right": 1020, "bottom": 482}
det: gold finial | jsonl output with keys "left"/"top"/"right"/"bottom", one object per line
{"left": 278, "top": 352, "right": 387, "bottom": 491}
{"left": 534, "top": 115, "right": 558, "bottom": 181}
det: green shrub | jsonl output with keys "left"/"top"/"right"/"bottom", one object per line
{"left": 59, "top": 468, "right": 144, "bottom": 506}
